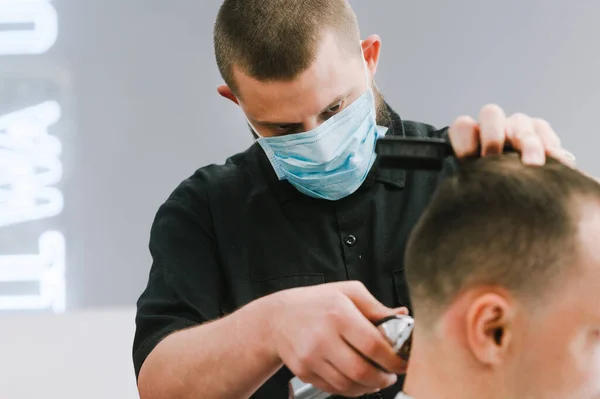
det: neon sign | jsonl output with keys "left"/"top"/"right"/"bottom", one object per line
{"left": 0, "top": 231, "right": 65, "bottom": 311}
{"left": 0, "top": 0, "right": 58, "bottom": 56}
{"left": 0, "top": 101, "right": 63, "bottom": 228}
{"left": 0, "top": 0, "right": 65, "bottom": 312}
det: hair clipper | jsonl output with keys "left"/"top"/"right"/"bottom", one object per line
{"left": 291, "top": 314, "right": 414, "bottom": 399}
{"left": 374, "top": 314, "right": 414, "bottom": 362}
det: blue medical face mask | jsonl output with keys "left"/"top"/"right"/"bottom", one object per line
{"left": 249, "top": 66, "right": 389, "bottom": 201}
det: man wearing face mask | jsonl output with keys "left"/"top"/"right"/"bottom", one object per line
{"left": 132, "top": 1, "right": 576, "bottom": 399}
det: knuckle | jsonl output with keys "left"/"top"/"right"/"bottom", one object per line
{"left": 524, "top": 134, "right": 543, "bottom": 147}
{"left": 326, "top": 304, "right": 355, "bottom": 333}
{"left": 533, "top": 119, "right": 562, "bottom": 145}
{"left": 348, "top": 280, "right": 366, "bottom": 291}
{"left": 292, "top": 363, "right": 311, "bottom": 381}
{"left": 296, "top": 369, "right": 311, "bottom": 381}
{"left": 362, "top": 334, "right": 383, "bottom": 358}
{"left": 328, "top": 304, "right": 347, "bottom": 326}
{"left": 315, "top": 329, "right": 331, "bottom": 347}
{"left": 335, "top": 378, "right": 354, "bottom": 393}
{"left": 348, "top": 364, "right": 371, "bottom": 381}
{"left": 296, "top": 351, "right": 312, "bottom": 367}
{"left": 327, "top": 292, "right": 348, "bottom": 312}
{"left": 296, "top": 343, "right": 318, "bottom": 366}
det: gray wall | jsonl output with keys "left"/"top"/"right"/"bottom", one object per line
{"left": 0, "top": 308, "right": 138, "bottom": 399}
{"left": 1, "top": 0, "right": 599, "bottom": 311}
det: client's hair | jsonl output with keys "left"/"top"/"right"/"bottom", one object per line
{"left": 405, "top": 154, "right": 600, "bottom": 325}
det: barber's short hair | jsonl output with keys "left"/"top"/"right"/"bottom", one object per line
{"left": 214, "top": 0, "right": 361, "bottom": 95}
{"left": 405, "top": 155, "right": 600, "bottom": 325}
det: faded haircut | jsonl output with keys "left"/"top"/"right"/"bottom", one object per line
{"left": 404, "top": 154, "right": 600, "bottom": 325}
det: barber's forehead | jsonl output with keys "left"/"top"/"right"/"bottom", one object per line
{"left": 236, "top": 55, "right": 364, "bottom": 121}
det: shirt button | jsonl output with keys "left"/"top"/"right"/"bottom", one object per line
{"left": 344, "top": 235, "right": 357, "bottom": 247}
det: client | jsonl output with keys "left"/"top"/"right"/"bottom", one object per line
{"left": 397, "top": 154, "right": 600, "bottom": 399}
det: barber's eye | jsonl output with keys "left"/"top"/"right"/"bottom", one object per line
{"left": 273, "top": 124, "right": 303, "bottom": 135}
{"left": 327, "top": 101, "right": 343, "bottom": 113}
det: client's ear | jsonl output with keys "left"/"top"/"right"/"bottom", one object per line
{"left": 465, "top": 292, "right": 514, "bottom": 366}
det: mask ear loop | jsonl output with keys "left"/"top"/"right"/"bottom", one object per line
{"left": 362, "top": 48, "right": 371, "bottom": 93}
{"left": 244, "top": 110, "right": 263, "bottom": 139}
{"left": 360, "top": 43, "right": 379, "bottom": 114}
{"left": 248, "top": 121, "right": 262, "bottom": 139}
{"left": 361, "top": 51, "right": 380, "bottom": 130}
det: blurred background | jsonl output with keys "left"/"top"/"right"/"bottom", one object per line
{"left": 0, "top": 0, "right": 599, "bottom": 398}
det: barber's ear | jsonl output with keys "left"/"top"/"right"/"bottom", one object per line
{"left": 465, "top": 293, "right": 514, "bottom": 366}
{"left": 217, "top": 85, "right": 239, "bottom": 105}
{"left": 361, "top": 34, "right": 381, "bottom": 76}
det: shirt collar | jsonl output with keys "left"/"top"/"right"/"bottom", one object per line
{"left": 256, "top": 103, "right": 407, "bottom": 204}
{"left": 367, "top": 102, "right": 407, "bottom": 189}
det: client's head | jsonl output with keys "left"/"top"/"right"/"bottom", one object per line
{"left": 404, "top": 154, "right": 600, "bottom": 399}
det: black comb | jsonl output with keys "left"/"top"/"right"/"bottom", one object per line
{"left": 375, "top": 136, "right": 515, "bottom": 171}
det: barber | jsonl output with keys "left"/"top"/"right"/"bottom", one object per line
{"left": 133, "top": 1, "right": 575, "bottom": 399}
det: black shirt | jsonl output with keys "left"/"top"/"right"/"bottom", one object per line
{"left": 133, "top": 106, "right": 446, "bottom": 399}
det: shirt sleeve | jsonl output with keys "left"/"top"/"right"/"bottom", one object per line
{"left": 132, "top": 179, "right": 225, "bottom": 379}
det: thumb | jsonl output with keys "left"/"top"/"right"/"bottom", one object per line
{"left": 339, "top": 281, "right": 396, "bottom": 321}
{"left": 393, "top": 307, "right": 410, "bottom": 316}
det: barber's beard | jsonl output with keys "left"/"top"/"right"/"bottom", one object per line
{"left": 373, "top": 84, "right": 392, "bottom": 128}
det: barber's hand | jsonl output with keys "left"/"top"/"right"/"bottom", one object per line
{"left": 267, "top": 281, "right": 407, "bottom": 398}
{"left": 448, "top": 104, "right": 576, "bottom": 167}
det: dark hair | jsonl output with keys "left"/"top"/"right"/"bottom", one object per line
{"left": 214, "top": 0, "right": 361, "bottom": 95}
{"left": 405, "top": 154, "right": 600, "bottom": 324}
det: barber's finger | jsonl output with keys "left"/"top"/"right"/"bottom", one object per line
{"left": 448, "top": 115, "right": 479, "bottom": 158}
{"left": 321, "top": 360, "right": 377, "bottom": 397}
{"left": 561, "top": 149, "right": 577, "bottom": 168}
{"left": 338, "top": 281, "right": 396, "bottom": 322}
{"left": 304, "top": 374, "right": 344, "bottom": 396}
{"left": 338, "top": 306, "right": 405, "bottom": 375}
{"left": 532, "top": 118, "right": 561, "bottom": 152}
{"left": 532, "top": 118, "right": 577, "bottom": 167}
{"left": 548, "top": 148, "right": 577, "bottom": 168}
{"left": 478, "top": 104, "right": 507, "bottom": 156}
{"left": 506, "top": 113, "right": 545, "bottom": 165}
{"left": 327, "top": 341, "right": 395, "bottom": 391}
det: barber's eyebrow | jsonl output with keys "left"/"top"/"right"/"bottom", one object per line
{"left": 256, "top": 92, "right": 350, "bottom": 127}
